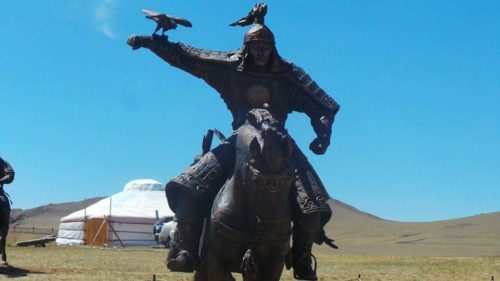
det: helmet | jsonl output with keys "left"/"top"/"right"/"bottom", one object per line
{"left": 243, "top": 24, "right": 275, "bottom": 45}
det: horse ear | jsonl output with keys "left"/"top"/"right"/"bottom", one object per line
{"left": 246, "top": 112, "right": 257, "bottom": 127}
{"left": 249, "top": 137, "right": 261, "bottom": 160}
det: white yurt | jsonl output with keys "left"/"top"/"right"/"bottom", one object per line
{"left": 56, "top": 179, "right": 174, "bottom": 247}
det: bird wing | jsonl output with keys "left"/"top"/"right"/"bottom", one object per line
{"left": 229, "top": 3, "right": 267, "bottom": 26}
{"left": 143, "top": 9, "right": 170, "bottom": 24}
{"left": 167, "top": 15, "right": 192, "bottom": 27}
{"left": 142, "top": 9, "right": 162, "bottom": 17}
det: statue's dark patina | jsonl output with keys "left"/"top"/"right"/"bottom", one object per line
{"left": 128, "top": 3, "right": 339, "bottom": 280}
{"left": 0, "top": 157, "right": 15, "bottom": 266}
{"left": 197, "top": 108, "right": 295, "bottom": 280}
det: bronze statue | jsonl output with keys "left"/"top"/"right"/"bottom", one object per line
{"left": 128, "top": 3, "right": 339, "bottom": 280}
{"left": 0, "top": 157, "right": 15, "bottom": 266}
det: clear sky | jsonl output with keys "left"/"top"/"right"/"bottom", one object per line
{"left": 1, "top": 1, "right": 498, "bottom": 222}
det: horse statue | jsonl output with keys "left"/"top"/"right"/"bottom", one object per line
{"left": 0, "top": 157, "right": 14, "bottom": 266}
{"left": 195, "top": 108, "right": 295, "bottom": 281}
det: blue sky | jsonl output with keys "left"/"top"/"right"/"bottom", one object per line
{"left": 1, "top": 1, "right": 498, "bottom": 222}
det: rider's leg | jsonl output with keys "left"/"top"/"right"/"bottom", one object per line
{"left": 291, "top": 211, "right": 321, "bottom": 281}
{"left": 165, "top": 137, "right": 235, "bottom": 272}
{"left": 0, "top": 234, "right": 6, "bottom": 265}
{"left": 288, "top": 144, "right": 332, "bottom": 280}
{"left": 166, "top": 190, "right": 204, "bottom": 272}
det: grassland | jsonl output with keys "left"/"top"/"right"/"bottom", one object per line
{"left": 6, "top": 198, "right": 499, "bottom": 280}
{"left": 1, "top": 245, "right": 498, "bottom": 280}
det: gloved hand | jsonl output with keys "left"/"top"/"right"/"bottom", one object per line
{"left": 127, "top": 35, "right": 152, "bottom": 50}
{"left": 309, "top": 137, "right": 330, "bottom": 155}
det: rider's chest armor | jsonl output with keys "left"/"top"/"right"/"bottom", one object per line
{"left": 226, "top": 71, "right": 294, "bottom": 128}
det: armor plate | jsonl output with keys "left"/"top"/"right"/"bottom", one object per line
{"left": 165, "top": 140, "right": 234, "bottom": 213}
{"left": 283, "top": 61, "right": 340, "bottom": 113}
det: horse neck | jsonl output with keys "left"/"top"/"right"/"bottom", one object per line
{"left": 233, "top": 145, "right": 291, "bottom": 227}
{"left": 215, "top": 122, "right": 292, "bottom": 231}
{"left": 213, "top": 158, "right": 258, "bottom": 231}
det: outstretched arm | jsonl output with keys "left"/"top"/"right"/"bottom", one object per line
{"left": 127, "top": 35, "right": 231, "bottom": 94}
{"left": 286, "top": 63, "right": 340, "bottom": 155}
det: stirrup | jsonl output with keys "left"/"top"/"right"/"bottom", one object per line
{"left": 315, "top": 230, "right": 338, "bottom": 249}
{"left": 293, "top": 253, "right": 317, "bottom": 281}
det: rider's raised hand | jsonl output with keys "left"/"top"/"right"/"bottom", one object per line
{"left": 309, "top": 137, "right": 330, "bottom": 155}
{"left": 127, "top": 35, "right": 152, "bottom": 50}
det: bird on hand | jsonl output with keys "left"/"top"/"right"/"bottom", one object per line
{"left": 142, "top": 9, "right": 192, "bottom": 36}
{"left": 229, "top": 3, "right": 267, "bottom": 27}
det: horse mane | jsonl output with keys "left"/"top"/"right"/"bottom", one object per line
{"left": 246, "top": 108, "right": 287, "bottom": 140}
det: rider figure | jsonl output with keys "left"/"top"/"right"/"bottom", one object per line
{"left": 0, "top": 157, "right": 15, "bottom": 265}
{"left": 128, "top": 10, "right": 340, "bottom": 281}
{"left": 0, "top": 157, "right": 14, "bottom": 214}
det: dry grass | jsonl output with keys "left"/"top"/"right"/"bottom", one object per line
{"left": 1, "top": 246, "right": 498, "bottom": 280}
{"left": 6, "top": 199, "right": 499, "bottom": 279}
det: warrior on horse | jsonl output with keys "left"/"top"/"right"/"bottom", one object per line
{"left": 128, "top": 3, "right": 340, "bottom": 280}
{"left": 0, "top": 157, "right": 15, "bottom": 266}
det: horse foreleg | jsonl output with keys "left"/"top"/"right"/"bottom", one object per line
{"left": 195, "top": 267, "right": 234, "bottom": 281}
{"left": 195, "top": 249, "right": 229, "bottom": 281}
{"left": 253, "top": 242, "right": 289, "bottom": 281}
{"left": 258, "top": 258, "right": 286, "bottom": 281}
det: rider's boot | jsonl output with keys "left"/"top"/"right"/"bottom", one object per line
{"left": 291, "top": 223, "right": 319, "bottom": 280}
{"left": 166, "top": 219, "right": 203, "bottom": 272}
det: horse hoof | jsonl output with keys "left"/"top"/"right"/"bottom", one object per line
{"left": 293, "top": 273, "right": 318, "bottom": 281}
{"left": 166, "top": 260, "right": 195, "bottom": 273}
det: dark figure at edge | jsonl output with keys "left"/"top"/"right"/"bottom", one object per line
{"left": 0, "top": 157, "right": 15, "bottom": 266}
{"left": 128, "top": 6, "right": 339, "bottom": 280}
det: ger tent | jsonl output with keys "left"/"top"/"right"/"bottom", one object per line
{"left": 56, "top": 179, "right": 174, "bottom": 246}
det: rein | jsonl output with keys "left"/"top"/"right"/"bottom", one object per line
{"left": 211, "top": 215, "right": 290, "bottom": 244}
{"left": 212, "top": 215, "right": 270, "bottom": 243}
{"left": 242, "top": 162, "right": 294, "bottom": 192}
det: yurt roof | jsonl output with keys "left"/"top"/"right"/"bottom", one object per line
{"left": 123, "top": 179, "right": 163, "bottom": 192}
{"left": 60, "top": 179, "right": 173, "bottom": 222}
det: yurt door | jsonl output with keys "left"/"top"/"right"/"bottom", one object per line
{"left": 85, "top": 218, "right": 109, "bottom": 245}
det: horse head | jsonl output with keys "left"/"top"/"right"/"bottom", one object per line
{"left": 245, "top": 108, "right": 293, "bottom": 174}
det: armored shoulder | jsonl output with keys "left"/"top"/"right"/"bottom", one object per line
{"left": 282, "top": 60, "right": 340, "bottom": 112}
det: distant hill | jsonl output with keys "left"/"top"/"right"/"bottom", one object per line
{"left": 324, "top": 199, "right": 500, "bottom": 256}
{"left": 9, "top": 197, "right": 500, "bottom": 256}
{"left": 10, "top": 197, "right": 104, "bottom": 228}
